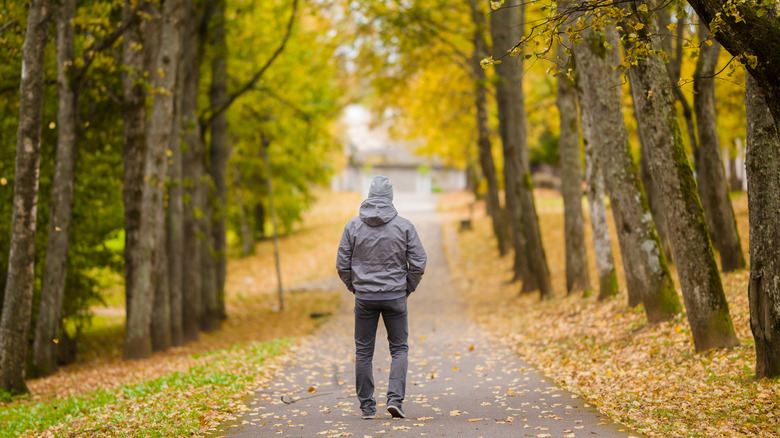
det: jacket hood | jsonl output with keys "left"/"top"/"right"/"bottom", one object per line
{"left": 359, "top": 197, "right": 398, "bottom": 227}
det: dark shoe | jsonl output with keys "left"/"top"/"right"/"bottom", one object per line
{"left": 362, "top": 411, "right": 379, "bottom": 420}
{"left": 387, "top": 405, "right": 406, "bottom": 418}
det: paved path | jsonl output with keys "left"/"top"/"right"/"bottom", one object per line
{"left": 214, "top": 195, "right": 642, "bottom": 438}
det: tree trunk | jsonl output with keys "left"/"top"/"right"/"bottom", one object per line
{"left": 746, "top": 71, "right": 780, "bottom": 379}
{"left": 569, "top": 24, "right": 680, "bottom": 322}
{"left": 124, "top": 0, "right": 183, "bottom": 360}
{"left": 685, "top": 0, "right": 780, "bottom": 138}
{"left": 468, "top": 0, "right": 509, "bottom": 258}
{"left": 254, "top": 202, "right": 265, "bottom": 239}
{"left": 628, "top": 79, "right": 675, "bottom": 267}
{"left": 727, "top": 150, "right": 742, "bottom": 192}
{"left": 648, "top": 2, "right": 689, "bottom": 264}
{"left": 200, "top": 194, "right": 220, "bottom": 332}
{"left": 209, "top": 0, "right": 228, "bottom": 321}
{"left": 556, "top": 50, "right": 590, "bottom": 294}
{"left": 0, "top": 0, "right": 53, "bottom": 394}
{"left": 625, "top": 38, "right": 674, "bottom": 264}
{"left": 465, "top": 157, "right": 480, "bottom": 200}
{"left": 151, "top": 215, "right": 171, "bottom": 351}
{"left": 166, "top": 56, "right": 184, "bottom": 347}
{"left": 693, "top": 25, "right": 745, "bottom": 273}
{"left": 180, "top": 0, "right": 207, "bottom": 342}
{"left": 566, "top": 5, "right": 619, "bottom": 301}
{"left": 579, "top": 88, "right": 619, "bottom": 300}
{"left": 656, "top": 5, "right": 698, "bottom": 155}
{"left": 122, "top": 1, "right": 149, "bottom": 337}
{"left": 516, "top": 168, "right": 553, "bottom": 298}
{"left": 240, "top": 203, "right": 255, "bottom": 256}
{"left": 490, "top": 1, "right": 532, "bottom": 287}
{"left": 32, "top": 0, "right": 76, "bottom": 378}
{"left": 640, "top": 142, "right": 673, "bottom": 263}
{"left": 621, "top": 3, "right": 738, "bottom": 351}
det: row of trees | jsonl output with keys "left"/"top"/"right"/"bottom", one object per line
{"left": 0, "top": 0, "right": 343, "bottom": 393}
{"left": 352, "top": 0, "right": 780, "bottom": 379}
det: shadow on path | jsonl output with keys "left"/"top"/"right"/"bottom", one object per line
{"left": 213, "top": 194, "right": 643, "bottom": 437}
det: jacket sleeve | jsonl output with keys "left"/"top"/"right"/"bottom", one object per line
{"left": 336, "top": 223, "right": 355, "bottom": 293}
{"left": 405, "top": 224, "right": 427, "bottom": 293}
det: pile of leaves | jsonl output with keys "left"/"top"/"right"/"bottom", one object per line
{"left": 444, "top": 191, "right": 780, "bottom": 437}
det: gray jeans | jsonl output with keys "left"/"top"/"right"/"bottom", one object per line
{"left": 353, "top": 296, "right": 408, "bottom": 413}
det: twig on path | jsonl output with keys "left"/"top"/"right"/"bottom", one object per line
{"left": 280, "top": 393, "right": 352, "bottom": 404}
{"left": 280, "top": 392, "right": 331, "bottom": 404}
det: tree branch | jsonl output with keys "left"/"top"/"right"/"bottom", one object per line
{"left": 0, "top": 19, "right": 16, "bottom": 34}
{"left": 75, "top": 1, "right": 145, "bottom": 81}
{"left": 203, "top": 0, "right": 299, "bottom": 124}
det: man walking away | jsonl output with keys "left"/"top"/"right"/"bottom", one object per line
{"left": 336, "top": 175, "right": 427, "bottom": 419}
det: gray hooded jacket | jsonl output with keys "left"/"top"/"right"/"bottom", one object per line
{"left": 337, "top": 197, "right": 427, "bottom": 301}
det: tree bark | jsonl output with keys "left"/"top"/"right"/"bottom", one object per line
{"left": 166, "top": 50, "right": 185, "bottom": 347}
{"left": 556, "top": 50, "right": 590, "bottom": 294}
{"left": 639, "top": 140, "right": 673, "bottom": 263}
{"left": 151, "top": 214, "right": 171, "bottom": 351}
{"left": 180, "top": 0, "right": 207, "bottom": 342}
{"left": 620, "top": 2, "right": 738, "bottom": 351}
{"left": 122, "top": 1, "right": 150, "bottom": 337}
{"left": 0, "top": 0, "right": 52, "bottom": 393}
{"left": 745, "top": 1, "right": 780, "bottom": 375}
{"left": 578, "top": 85, "right": 619, "bottom": 300}
{"left": 239, "top": 203, "right": 255, "bottom": 256}
{"left": 692, "top": 25, "right": 745, "bottom": 273}
{"left": 628, "top": 26, "right": 674, "bottom": 264}
{"left": 566, "top": 6, "right": 619, "bottom": 301}
{"left": 490, "top": 0, "right": 532, "bottom": 287}
{"left": 468, "top": 0, "right": 509, "bottom": 258}
{"left": 649, "top": 2, "right": 690, "bottom": 263}
{"left": 569, "top": 24, "right": 680, "bottom": 321}
{"left": 209, "top": 0, "right": 228, "bottom": 321}
{"left": 124, "top": 0, "right": 183, "bottom": 360}
{"left": 746, "top": 71, "right": 780, "bottom": 379}
{"left": 254, "top": 202, "right": 265, "bottom": 239}
{"left": 685, "top": 0, "right": 780, "bottom": 138}
{"left": 31, "top": 0, "right": 75, "bottom": 378}
{"left": 727, "top": 150, "right": 742, "bottom": 192}
{"left": 656, "top": 5, "right": 698, "bottom": 155}
{"left": 200, "top": 193, "right": 221, "bottom": 332}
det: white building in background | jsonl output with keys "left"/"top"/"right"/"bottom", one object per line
{"left": 332, "top": 104, "right": 465, "bottom": 195}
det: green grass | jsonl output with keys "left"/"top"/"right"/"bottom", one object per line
{"left": 0, "top": 338, "right": 289, "bottom": 437}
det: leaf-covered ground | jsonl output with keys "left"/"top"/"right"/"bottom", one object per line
{"left": 443, "top": 190, "right": 780, "bottom": 438}
{"left": 1, "top": 191, "right": 358, "bottom": 437}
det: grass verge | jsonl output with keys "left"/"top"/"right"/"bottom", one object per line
{"left": 2, "top": 339, "right": 288, "bottom": 437}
